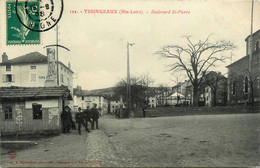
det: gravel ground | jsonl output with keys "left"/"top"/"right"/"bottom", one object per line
{"left": 1, "top": 113, "right": 260, "bottom": 167}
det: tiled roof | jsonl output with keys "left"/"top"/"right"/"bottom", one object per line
{"left": 0, "top": 52, "right": 47, "bottom": 65}
{"left": 0, "top": 86, "right": 70, "bottom": 99}
{"left": 0, "top": 52, "right": 74, "bottom": 73}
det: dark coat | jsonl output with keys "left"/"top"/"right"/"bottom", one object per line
{"left": 91, "top": 107, "right": 99, "bottom": 120}
{"left": 83, "top": 109, "right": 92, "bottom": 120}
{"left": 61, "top": 110, "right": 72, "bottom": 121}
{"left": 75, "top": 112, "right": 84, "bottom": 123}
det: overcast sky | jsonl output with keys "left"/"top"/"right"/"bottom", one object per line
{"left": 0, "top": 0, "right": 259, "bottom": 90}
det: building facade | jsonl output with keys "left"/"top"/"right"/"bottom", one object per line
{"left": 0, "top": 87, "right": 71, "bottom": 134}
{"left": 227, "top": 30, "right": 260, "bottom": 105}
{"left": 0, "top": 51, "right": 74, "bottom": 94}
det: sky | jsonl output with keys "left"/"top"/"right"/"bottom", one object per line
{"left": 0, "top": 0, "right": 260, "bottom": 90}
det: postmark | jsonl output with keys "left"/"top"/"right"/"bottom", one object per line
{"left": 15, "top": 0, "right": 63, "bottom": 32}
{"left": 6, "top": 0, "right": 40, "bottom": 45}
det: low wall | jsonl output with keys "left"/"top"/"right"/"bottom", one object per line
{"left": 132, "top": 106, "right": 260, "bottom": 118}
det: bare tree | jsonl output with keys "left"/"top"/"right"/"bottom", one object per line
{"left": 157, "top": 35, "right": 235, "bottom": 106}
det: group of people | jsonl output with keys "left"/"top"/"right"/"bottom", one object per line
{"left": 61, "top": 103, "right": 100, "bottom": 135}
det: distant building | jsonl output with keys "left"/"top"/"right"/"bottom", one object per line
{"left": 73, "top": 87, "right": 109, "bottom": 115}
{"left": 227, "top": 29, "right": 260, "bottom": 105}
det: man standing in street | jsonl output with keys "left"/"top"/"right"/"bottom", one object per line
{"left": 61, "top": 105, "right": 72, "bottom": 134}
{"left": 82, "top": 106, "right": 92, "bottom": 133}
{"left": 91, "top": 103, "right": 100, "bottom": 130}
{"left": 75, "top": 107, "right": 88, "bottom": 135}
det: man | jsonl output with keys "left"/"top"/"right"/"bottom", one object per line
{"left": 61, "top": 105, "right": 72, "bottom": 133}
{"left": 75, "top": 107, "right": 87, "bottom": 135}
{"left": 142, "top": 103, "right": 147, "bottom": 118}
{"left": 82, "top": 106, "right": 92, "bottom": 132}
{"left": 91, "top": 104, "right": 99, "bottom": 129}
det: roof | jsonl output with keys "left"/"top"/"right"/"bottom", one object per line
{"left": 0, "top": 52, "right": 47, "bottom": 65}
{"left": 0, "top": 86, "right": 71, "bottom": 99}
{"left": 0, "top": 52, "right": 74, "bottom": 73}
{"left": 226, "top": 55, "right": 248, "bottom": 68}
{"left": 245, "top": 29, "right": 260, "bottom": 41}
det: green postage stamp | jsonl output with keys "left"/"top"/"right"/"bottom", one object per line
{"left": 6, "top": 1, "right": 40, "bottom": 45}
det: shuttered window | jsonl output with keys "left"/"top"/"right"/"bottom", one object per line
{"left": 2, "top": 74, "right": 15, "bottom": 83}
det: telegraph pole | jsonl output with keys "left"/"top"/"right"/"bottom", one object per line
{"left": 127, "top": 42, "right": 134, "bottom": 114}
{"left": 248, "top": 0, "right": 254, "bottom": 104}
{"left": 56, "top": 24, "right": 59, "bottom": 86}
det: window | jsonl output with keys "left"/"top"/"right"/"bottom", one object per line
{"left": 33, "top": 104, "right": 42, "bottom": 119}
{"left": 2, "top": 74, "right": 14, "bottom": 82}
{"left": 30, "top": 66, "right": 36, "bottom": 70}
{"left": 60, "top": 74, "right": 64, "bottom": 83}
{"left": 244, "top": 76, "right": 249, "bottom": 94}
{"left": 82, "top": 96, "right": 84, "bottom": 100}
{"left": 99, "top": 96, "right": 101, "bottom": 102}
{"left": 30, "top": 74, "right": 36, "bottom": 82}
{"left": 61, "top": 67, "right": 63, "bottom": 70}
{"left": 4, "top": 105, "right": 12, "bottom": 119}
{"left": 256, "top": 40, "right": 259, "bottom": 51}
{"left": 232, "top": 81, "right": 236, "bottom": 95}
{"left": 6, "top": 65, "right": 11, "bottom": 71}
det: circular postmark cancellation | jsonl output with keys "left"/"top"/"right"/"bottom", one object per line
{"left": 15, "top": 0, "right": 63, "bottom": 32}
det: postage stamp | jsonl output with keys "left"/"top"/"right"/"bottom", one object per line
{"left": 6, "top": 0, "right": 40, "bottom": 45}
{"left": 15, "top": 0, "right": 63, "bottom": 32}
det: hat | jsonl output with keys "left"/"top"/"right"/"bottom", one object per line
{"left": 65, "top": 105, "right": 71, "bottom": 109}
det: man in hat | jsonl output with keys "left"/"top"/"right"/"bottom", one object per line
{"left": 61, "top": 105, "right": 72, "bottom": 133}
{"left": 91, "top": 103, "right": 100, "bottom": 129}
{"left": 75, "top": 107, "right": 88, "bottom": 135}
{"left": 82, "top": 106, "right": 92, "bottom": 132}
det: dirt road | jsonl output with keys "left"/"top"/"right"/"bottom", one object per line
{"left": 1, "top": 113, "right": 260, "bottom": 167}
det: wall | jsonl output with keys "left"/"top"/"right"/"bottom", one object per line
{"left": 0, "top": 63, "right": 48, "bottom": 87}
{"left": 59, "top": 63, "right": 73, "bottom": 95}
{"left": 0, "top": 98, "right": 62, "bottom": 134}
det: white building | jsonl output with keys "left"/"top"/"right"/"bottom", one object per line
{"left": 0, "top": 51, "right": 74, "bottom": 94}
{"left": 73, "top": 94, "right": 109, "bottom": 116}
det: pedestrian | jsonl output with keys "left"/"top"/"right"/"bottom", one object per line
{"left": 61, "top": 105, "right": 72, "bottom": 134}
{"left": 91, "top": 103, "right": 99, "bottom": 129}
{"left": 82, "top": 106, "right": 92, "bottom": 132}
{"left": 75, "top": 107, "right": 87, "bottom": 135}
{"left": 142, "top": 104, "right": 147, "bottom": 118}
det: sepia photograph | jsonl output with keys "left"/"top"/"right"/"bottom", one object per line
{"left": 0, "top": 0, "right": 260, "bottom": 167}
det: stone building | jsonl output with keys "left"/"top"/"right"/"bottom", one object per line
{"left": 227, "top": 29, "right": 260, "bottom": 105}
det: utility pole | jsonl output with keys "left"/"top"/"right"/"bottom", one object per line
{"left": 127, "top": 42, "right": 134, "bottom": 114}
{"left": 56, "top": 24, "right": 59, "bottom": 86}
{"left": 248, "top": 0, "right": 254, "bottom": 104}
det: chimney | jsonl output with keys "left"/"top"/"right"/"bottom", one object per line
{"left": 2, "top": 52, "right": 8, "bottom": 63}
{"left": 68, "top": 61, "right": 71, "bottom": 69}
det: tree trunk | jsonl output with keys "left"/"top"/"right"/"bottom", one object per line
{"left": 193, "top": 84, "right": 199, "bottom": 107}
{"left": 213, "top": 92, "right": 217, "bottom": 107}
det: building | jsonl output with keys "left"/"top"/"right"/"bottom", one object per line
{"left": 0, "top": 50, "right": 74, "bottom": 94}
{"left": 0, "top": 49, "right": 74, "bottom": 134}
{"left": 0, "top": 86, "right": 72, "bottom": 134}
{"left": 227, "top": 29, "right": 260, "bottom": 105}
{"left": 73, "top": 87, "right": 109, "bottom": 115}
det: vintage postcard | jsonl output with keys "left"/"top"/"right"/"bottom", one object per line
{"left": 0, "top": 0, "right": 260, "bottom": 167}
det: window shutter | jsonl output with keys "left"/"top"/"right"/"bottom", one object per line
{"left": 2, "top": 75, "right": 6, "bottom": 83}
{"left": 12, "top": 74, "right": 15, "bottom": 82}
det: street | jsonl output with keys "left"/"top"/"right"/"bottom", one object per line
{"left": 1, "top": 113, "right": 260, "bottom": 167}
